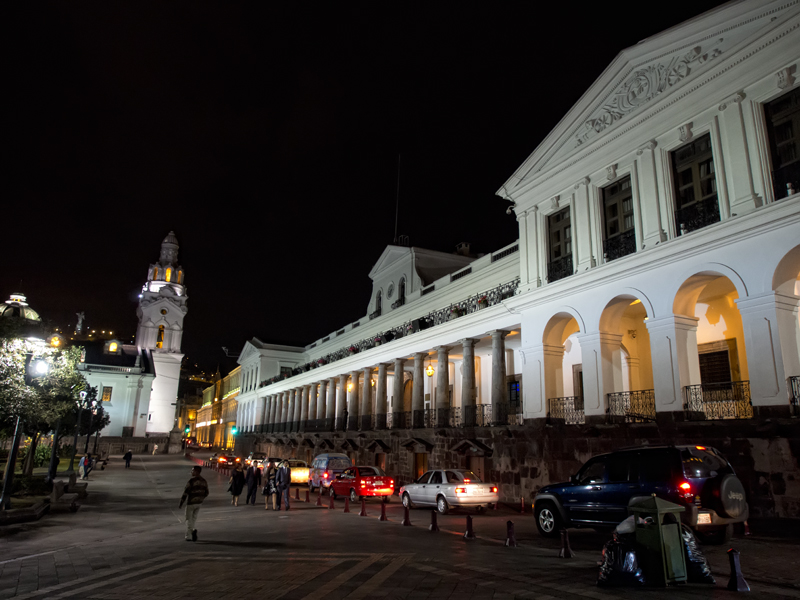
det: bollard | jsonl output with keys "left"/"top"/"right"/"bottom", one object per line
{"left": 744, "top": 521, "right": 751, "bottom": 536}
{"left": 316, "top": 489, "right": 323, "bottom": 506}
{"left": 505, "top": 520, "right": 517, "bottom": 547}
{"left": 493, "top": 501, "right": 499, "bottom": 511}
{"left": 727, "top": 549, "right": 750, "bottom": 592}
{"left": 464, "top": 514, "right": 476, "bottom": 540}
{"left": 429, "top": 510, "right": 439, "bottom": 532}
{"left": 305, "top": 490, "right": 310, "bottom": 503}
{"left": 401, "top": 505, "right": 412, "bottom": 526}
{"left": 558, "top": 529, "right": 574, "bottom": 558}
{"left": 329, "top": 493, "right": 335, "bottom": 510}
{"left": 344, "top": 497, "right": 350, "bottom": 513}
{"left": 359, "top": 498, "right": 368, "bottom": 517}
{"left": 295, "top": 488, "right": 300, "bottom": 501}
{"left": 520, "top": 496, "right": 525, "bottom": 513}
{"left": 379, "top": 501, "right": 388, "bottom": 521}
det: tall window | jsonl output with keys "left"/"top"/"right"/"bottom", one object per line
{"left": 156, "top": 325, "right": 165, "bottom": 349}
{"left": 102, "top": 386, "right": 112, "bottom": 402}
{"left": 547, "top": 207, "right": 572, "bottom": 282}
{"left": 398, "top": 277, "right": 405, "bottom": 304}
{"left": 165, "top": 267, "right": 172, "bottom": 282}
{"left": 153, "top": 267, "right": 159, "bottom": 280}
{"left": 602, "top": 176, "right": 636, "bottom": 261}
{"left": 177, "top": 270, "right": 183, "bottom": 284}
{"left": 765, "top": 87, "right": 800, "bottom": 200}
{"left": 671, "top": 133, "right": 719, "bottom": 234}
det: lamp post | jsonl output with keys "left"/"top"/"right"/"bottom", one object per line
{"left": 83, "top": 401, "right": 97, "bottom": 455}
{"left": 67, "top": 391, "right": 87, "bottom": 472}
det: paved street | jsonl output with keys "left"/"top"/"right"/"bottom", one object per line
{"left": 0, "top": 453, "right": 798, "bottom": 599}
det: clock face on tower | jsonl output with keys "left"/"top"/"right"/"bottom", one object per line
{"left": 387, "top": 283, "right": 395, "bottom": 299}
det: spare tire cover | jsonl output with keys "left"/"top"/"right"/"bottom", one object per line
{"left": 718, "top": 474, "right": 747, "bottom": 518}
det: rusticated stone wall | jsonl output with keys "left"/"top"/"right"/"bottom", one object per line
{"left": 236, "top": 414, "right": 800, "bottom": 519}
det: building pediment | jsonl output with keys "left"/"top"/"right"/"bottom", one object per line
{"left": 368, "top": 245, "right": 412, "bottom": 280}
{"left": 237, "top": 340, "right": 263, "bottom": 365}
{"left": 501, "top": 0, "right": 798, "bottom": 196}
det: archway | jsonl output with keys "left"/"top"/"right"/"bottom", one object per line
{"left": 673, "top": 272, "right": 751, "bottom": 419}
{"left": 771, "top": 244, "right": 800, "bottom": 408}
{"left": 542, "top": 312, "right": 582, "bottom": 423}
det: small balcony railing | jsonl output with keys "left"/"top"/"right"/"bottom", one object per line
{"left": 676, "top": 195, "right": 720, "bottom": 235}
{"left": 607, "top": 390, "right": 656, "bottom": 422}
{"left": 789, "top": 375, "right": 799, "bottom": 415}
{"left": 684, "top": 381, "right": 753, "bottom": 420}
{"left": 547, "top": 255, "right": 573, "bottom": 283}
{"left": 547, "top": 396, "right": 585, "bottom": 425}
{"left": 603, "top": 229, "right": 636, "bottom": 262}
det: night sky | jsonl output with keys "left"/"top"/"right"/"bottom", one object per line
{"left": 5, "top": 1, "right": 728, "bottom": 373}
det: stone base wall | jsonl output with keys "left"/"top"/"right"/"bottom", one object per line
{"left": 75, "top": 436, "right": 171, "bottom": 457}
{"left": 236, "top": 414, "right": 800, "bottom": 519}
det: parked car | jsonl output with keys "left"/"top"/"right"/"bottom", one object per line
{"left": 533, "top": 445, "right": 748, "bottom": 543}
{"left": 329, "top": 466, "right": 395, "bottom": 502}
{"left": 399, "top": 469, "right": 499, "bottom": 514}
{"left": 216, "top": 453, "right": 241, "bottom": 466}
{"left": 309, "top": 453, "right": 353, "bottom": 491}
{"left": 287, "top": 459, "right": 310, "bottom": 485}
{"left": 246, "top": 452, "right": 267, "bottom": 467}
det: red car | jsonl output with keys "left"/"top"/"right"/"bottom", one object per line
{"left": 329, "top": 466, "right": 394, "bottom": 502}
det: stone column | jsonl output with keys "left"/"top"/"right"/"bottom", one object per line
{"left": 266, "top": 395, "right": 275, "bottom": 433}
{"left": 280, "top": 391, "right": 290, "bottom": 432}
{"left": 316, "top": 380, "right": 327, "bottom": 422}
{"left": 719, "top": 93, "right": 760, "bottom": 217}
{"left": 292, "top": 388, "right": 302, "bottom": 432}
{"left": 646, "top": 315, "right": 701, "bottom": 413}
{"left": 737, "top": 292, "right": 800, "bottom": 412}
{"left": 460, "top": 339, "right": 477, "bottom": 426}
{"left": 336, "top": 375, "right": 348, "bottom": 431}
{"left": 307, "top": 384, "right": 317, "bottom": 428}
{"left": 349, "top": 370, "right": 361, "bottom": 431}
{"left": 636, "top": 140, "right": 668, "bottom": 247}
{"left": 412, "top": 352, "right": 426, "bottom": 427}
{"left": 435, "top": 346, "right": 450, "bottom": 427}
{"left": 577, "top": 331, "right": 624, "bottom": 419}
{"left": 376, "top": 363, "right": 389, "bottom": 428}
{"left": 572, "top": 177, "right": 596, "bottom": 273}
{"left": 361, "top": 367, "right": 373, "bottom": 430}
{"left": 300, "top": 385, "right": 310, "bottom": 431}
{"left": 392, "top": 358, "right": 406, "bottom": 428}
{"left": 326, "top": 377, "right": 336, "bottom": 430}
{"left": 489, "top": 331, "right": 509, "bottom": 425}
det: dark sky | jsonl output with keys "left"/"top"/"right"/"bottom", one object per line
{"left": 5, "top": 1, "right": 728, "bottom": 373}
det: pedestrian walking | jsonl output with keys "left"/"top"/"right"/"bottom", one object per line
{"left": 245, "top": 463, "right": 262, "bottom": 506}
{"left": 152, "top": 444, "right": 159, "bottom": 456}
{"left": 179, "top": 465, "right": 209, "bottom": 542}
{"left": 276, "top": 460, "right": 291, "bottom": 511}
{"left": 78, "top": 453, "right": 92, "bottom": 480}
{"left": 229, "top": 463, "right": 245, "bottom": 506}
{"left": 263, "top": 462, "right": 278, "bottom": 510}
{"left": 123, "top": 449, "right": 133, "bottom": 469}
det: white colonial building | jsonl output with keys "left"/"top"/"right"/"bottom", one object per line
{"left": 235, "top": 0, "right": 799, "bottom": 442}
{"left": 81, "top": 232, "right": 188, "bottom": 437}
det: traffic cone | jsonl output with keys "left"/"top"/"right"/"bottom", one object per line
{"left": 344, "top": 497, "right": 350, "bottom": 513}
{"left": 505, "top": 520, "right": 517, "bottom": 547}
{"left": 401, "top": 505, "right": 412, "bottom": 526}
{"left": 727, "top": 549, "right": 750, "bottom": 592}
{"left": 558, "top": 529, "right": 574, "bottom": 558}
{"left": 379, "top": 502, "right": 388, "bottom": 521}
{"left": 464, "top": 515, "right": 476, "bottom": 540}
{"left": 429, "top": 510, "right": 439, "bottom": 532}
{"left": 359, "top": 498, "right": 368, "bottom": 517}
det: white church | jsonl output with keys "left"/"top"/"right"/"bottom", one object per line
{"left": 79, "top": 232, "right": 187, "bottom": 437}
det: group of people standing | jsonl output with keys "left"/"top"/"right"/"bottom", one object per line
{"left": 228, "top": 460, "right": 291, "bottom": 510}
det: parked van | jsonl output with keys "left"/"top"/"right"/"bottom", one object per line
{"left": 309, "top": 453, "right": 352, "bottom": 491}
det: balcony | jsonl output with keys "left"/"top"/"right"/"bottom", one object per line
{"left": 603, "top": 229, "right": 636, "bottom": 262}
{"left": 607, "top": 390, "right": 655, "bottom": 422}
{"left": 676, "top": 195, "right": 720, "bottom": 235}
{"left": 790, "top": 375, "right": 799, "bottom": 415}
{"left": 684, "top": 381, "right": 752, "bottom": 420}
{"left": 546, "top": 396, "right": 585, "bottom": 425}
{"left": 547, "top": 255, "right": 573, "bottom": 283}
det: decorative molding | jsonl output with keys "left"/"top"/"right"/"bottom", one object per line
{"left": 550, "top": 195, "right": 560, "bottom": 209}
{"left": 636, "top": 140, "right": 658, "bottom": 156}
{"left": 606, "top": 164, "right": 618, "bottom": 181}
{"left": 777, "top": 65, "right": 796, "bottom": 90}
{"left": 573, "top": 177, "right": 590, "bottom": 190}
{"left": 718, "top": 91, "right": 745, "bottom": 111}
{"left": 576, "top": 43, "right": 723, "bottom": 145}
{"left": 678, "top": 122, "right": 693, "bottom": 142}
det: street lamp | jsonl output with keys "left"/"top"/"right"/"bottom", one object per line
{"left": 67, "top": 391, "right": 88, "bottom": 472}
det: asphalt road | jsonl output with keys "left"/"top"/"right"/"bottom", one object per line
{"left": 0, "top": 451, "right": 797, "bottom": 599}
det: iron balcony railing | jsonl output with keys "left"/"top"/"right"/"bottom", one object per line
{"left": 676, "top": 195, "right": 720, "bottom": 235}
{"left": 547, "top": 396, "right": 585, "bottom": 425}
{"left": 788, "top": 375, "right": 799, "bottom": 415}
{"left": 607, "top": 390, "right": 656, "bottom": 422}
{"left": 603, "top": 229, "right": 636, "bottom": 262}
{"left": 547, "top": 255, "right": 573, "bottom": 283}
{"left": 684, "top": 381, "right": 753, "bottom": 420}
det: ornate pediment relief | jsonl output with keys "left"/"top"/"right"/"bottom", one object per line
{"left": 575, "top": 43, "right": 723, "bottom": 146}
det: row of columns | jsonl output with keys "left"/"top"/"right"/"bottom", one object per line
{"left": 252, "top": 330, "right": 511, "bottom": 433}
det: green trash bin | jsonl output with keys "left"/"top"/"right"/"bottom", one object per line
{"left": 630, "top": 495, "right": 687, "bottom": 586}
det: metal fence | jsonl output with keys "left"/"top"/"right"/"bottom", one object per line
{"left": 607, "top": 390, "right": 656, "bottom": 422}
{"left": 547, "top": 396, "right": 585, "bottom": 425}
{"left": 684, "top": 381, "right": 753, "bottom": 420}
{"left": 790, "top": 376, "right": 799, "bottom": 414}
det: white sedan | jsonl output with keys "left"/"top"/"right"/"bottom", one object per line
{"left": 399, "top": 469, "right": 499, "bottom": 514}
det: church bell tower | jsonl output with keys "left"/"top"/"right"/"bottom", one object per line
{"left": 137, "top": 231, "right": 188, "bottom": 435}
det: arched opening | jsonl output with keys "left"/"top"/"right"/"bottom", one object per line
{"left": 398, "top": 277, "right": 406, "bottom": 305}
{"left": 542, "top": 312, "right": 582, "bottom": 423}
{"left": 674, "top": 272, "right": 751, "bottom": 419}
{"left": 156, "top": 325, "right": 165, "bottom": 349}
{"left": 599, "top": 295, "right": 655, "bottom": 421}
{"left": 772, "top": 245, "right": 800, "bottom": 409}
{"left": 165, "top": 267, "right": 172, "bottom": 282}
{"left": 153, "top": 267, "right": 159, "bottom": 280}
{"left": 375, "top": 291, "right": 382, "bottom": 317}
{"left": 177, "top": 270, "right": 183, "bottom": 284}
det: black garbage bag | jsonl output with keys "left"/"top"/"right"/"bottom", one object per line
{"left": 597, "top": 534, "right": 646, "bottom": 587}
{"left": 681, "top": 524, "right": 715, "bottom": 584}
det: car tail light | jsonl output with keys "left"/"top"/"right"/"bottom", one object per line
{"left": 455, "top": 487, "right": 467, "bottom": 495}
{"left": 219, "top": 457, "right": 227, "bottom": 462}
{"left": 679, "top": 481, "right": 693, "bottom": 499}
{"left": 695, "top": 446, "right": 706, "bottom": 451}
{"left": 490, "top": 487, "right": 498, "bottom": 493}
{"left": 463, "top": 479, "right": 471, "bottom": 483}
{"left": 361, "top": 484, "right": 366, "bottom": 488}
{"left": 323, "top": 472, "right": 329, "bottom": 479}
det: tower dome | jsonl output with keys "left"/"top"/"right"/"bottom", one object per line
{"left": 0, "top": 293, "right": 42, "bottom": 322}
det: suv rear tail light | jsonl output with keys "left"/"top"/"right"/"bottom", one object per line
{"left": 455, "top": 487, "right": 467, "bottom": 495}
{"left": 678, "top": 481, "right": 693, "bottom": 500}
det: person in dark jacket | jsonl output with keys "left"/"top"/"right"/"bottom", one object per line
{"left": 276, "top": 460, "right": 291, "bottom": 511}
{"left": 123, "top": 450, "right": 133, "bottom": 469}
{"left": 229, "top": 463, "right": 246, "bottom": 506}
{"left": 264, "top": 463, "right": 278, "bottom": 510}
{"left": 245, "top": 464, "right": 262, "bottom": 505}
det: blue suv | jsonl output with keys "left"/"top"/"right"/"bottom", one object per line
{"left": 533, "top": 445, "right": 748, "bottom": 543}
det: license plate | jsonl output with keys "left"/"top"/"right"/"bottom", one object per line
{"left": 697, "top": 513, "right": 712, "bottom": 525}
